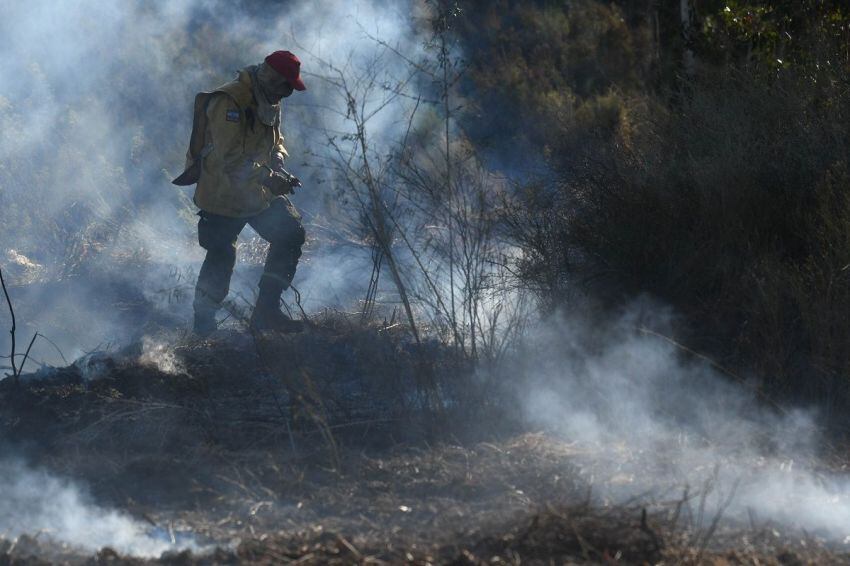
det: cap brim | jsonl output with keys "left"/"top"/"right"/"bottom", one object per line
{"left": 292, "top": 77, "right": 306, "bottom": 91}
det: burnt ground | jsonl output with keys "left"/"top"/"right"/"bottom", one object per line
{"left": 0, "top": 315, "right": 848, "bottom": 565}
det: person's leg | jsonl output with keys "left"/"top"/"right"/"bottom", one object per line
{"left": 193, "top": 211, "right": 246, "bottom": 334}
{"left": 248, "top": 197, "right": 306, "bottom": 331}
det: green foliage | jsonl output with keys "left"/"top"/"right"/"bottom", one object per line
{"left": 486, "top": 0, "right": 850, "bottom": 422}
{"left": 698, "top": 0, "right": 850, "bottom": 70}
{"left": 512, "top": 63, "right": 850, "bottom": 419}
{"left": 455, "top": 0, "right": 649, "bottom": 157}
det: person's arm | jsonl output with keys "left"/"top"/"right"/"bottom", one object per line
{"left": 270, "top": 120, "right": 289, "bottom": 173}
{"left": 264, "top": 116, "right": 301, "bottom": 194}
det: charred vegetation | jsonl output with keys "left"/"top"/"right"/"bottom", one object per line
{"left": 3, "top": 0, "right": 850, "bottom": 563}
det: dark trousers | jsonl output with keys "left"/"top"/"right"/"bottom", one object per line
{"left": 194, "top": 196, "right": 305, "bottom": 312}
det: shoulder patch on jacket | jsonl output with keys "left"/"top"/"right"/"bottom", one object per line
{"left": 225, "top": 108, "right": 240, "bottom": 122}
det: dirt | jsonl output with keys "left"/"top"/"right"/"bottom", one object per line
{"left": 0, "top": 320, "right": 848, "bottom": 565}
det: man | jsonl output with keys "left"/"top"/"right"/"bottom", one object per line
{"left": 173, "top": 50, "right": 307, "bottom": 335}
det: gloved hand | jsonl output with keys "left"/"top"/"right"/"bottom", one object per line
{"left": 262, "top": 170, "right": 301, "bottom": 195}
{"left": 270, "top": 151, "right": 286, "bottom": 174}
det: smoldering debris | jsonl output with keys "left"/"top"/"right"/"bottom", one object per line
{"left": 139, "top": 335, "right": 187, "bottom": 376}
{"left": 1, "top": 434, "right": 846, "bottom": 565}
{"left": 1, "top": 306, "right": 850, "bottom": 562}
{"left": 512, "top": 307, "right": 850, "bottom": 543}
{"left": 4, "top": 253, "right": 850, "bottom": 562}
{"left": 0, "top": 313, "right": 463, "bottom": 467}
{"left": 0, "top": 459, "right": 197, "bottom": 558}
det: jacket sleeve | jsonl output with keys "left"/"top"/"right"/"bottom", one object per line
{"left": 275, "top": 117, "right": 289, "bottom": 160}
{"left": 202, "top": 94, "right": 270, "bottom": 192}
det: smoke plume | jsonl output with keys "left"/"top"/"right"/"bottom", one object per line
{"left": 0, "top": 0, "right": 429, "bottom": 360}
{"left": 0, "top": 0, "right": 426, "bottom": 555}
{"left": 5, "top": 0, "right": 850, "bottom": 557}
{"left": 0, "top": 458, "right": 194, "bottom": 557}
{"left": 516, "top": 304, "right": 850, "bottom": 539}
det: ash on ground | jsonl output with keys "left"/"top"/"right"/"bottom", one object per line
{"left": 0, "top": 315, "right": 848, "bottom": 564}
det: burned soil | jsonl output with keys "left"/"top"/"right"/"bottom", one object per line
{"left": 0, "top": 317, "right": 848, "bottom": 565}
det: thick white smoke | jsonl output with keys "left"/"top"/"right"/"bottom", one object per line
{"left": 8, "top": 0, "right": 848, "bottom": 556}
{"left": 517, "top": 304, "right": 850, "bottom": 539}
{"left": 0, "top": 0, "right": 428, "bottom": 362}
{"left": 0, "top": 0, "right": 427, "bottom": 555}
{"left": 0, "top": 459, "right": 194, "bottom": 557}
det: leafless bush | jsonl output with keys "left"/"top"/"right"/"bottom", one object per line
{"left": 304, "top": 5, "right": 530, "bottom": 368}
{"left": 0, "top": 264, "right": 41, "bottom": 385}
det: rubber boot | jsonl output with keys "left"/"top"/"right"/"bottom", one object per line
{"left": 193, "top": 301, "right": 218, "bottom": 337}
{"left": 250, "top": 279, "right": 304, "bottom": 334}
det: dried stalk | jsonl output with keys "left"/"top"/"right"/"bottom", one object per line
{"left": 0, "top": 265, "right": 18, "bottom": 384}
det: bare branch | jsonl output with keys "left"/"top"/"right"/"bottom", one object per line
{"left": 0, "top": 264, "right": 18, "bottom": 384}
{"left": 19, "top": 332, "right": 38, "bottom": 376}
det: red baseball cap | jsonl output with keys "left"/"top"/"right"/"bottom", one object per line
{"left": 264, "top": 50, "right": 306, "bottom": 91}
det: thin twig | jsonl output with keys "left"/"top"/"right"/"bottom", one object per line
{"left": 0, "top": 265, "right": 18, "bottom": 384}
{"left": 637, "top": 325, "right": 787, "bottom": 415}
{"left": 33, "top": 332, "right": 68, "bottom": 366}
{"left": 18, "top": 332, "right": 38, "bottom": 377}
{"left": 288, "top": 284, "right": 312, "bottom": 328}
{"left": 696, "top": 479, "right": 741, "bottom": 561}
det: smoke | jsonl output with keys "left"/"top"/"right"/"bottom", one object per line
{"left": 3, "top": 0, "right": 849, "bottom": 555}
{"left": 0, "top": 459, "right": 195, "bottom": 557}
{"left": 0, "top": 0, "right": 429, "bottom": 362}
{"left": 515, "top": 303, "right": 850, "bottom": 539}
{"left": 139, "top": 335, "right": 186, "bottom": 375}
{"left": 0, "top": 0, "right": 429, "bottom": 555}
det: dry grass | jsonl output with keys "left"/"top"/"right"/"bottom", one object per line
{"left": 2, "top": 325, "right": 849, "bottom": 564}
{"left": 1, "top": 434, "right": 848, "bottom": 564}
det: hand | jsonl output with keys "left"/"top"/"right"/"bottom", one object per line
{"left": 262, "top": 171, "right": 299, "bottom": 195}
{"left": 270, "top": 151, "right": 286, "bottom": 173}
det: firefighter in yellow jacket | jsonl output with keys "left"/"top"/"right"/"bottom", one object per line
{"left": 174, "top": 51, "right": 307, "bottom": 335}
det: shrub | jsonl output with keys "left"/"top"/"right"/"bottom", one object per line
{"left": 510, "top": 63, "right": 850, "bottom": 423}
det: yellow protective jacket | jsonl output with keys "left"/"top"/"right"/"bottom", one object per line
{"left": 187, "top": 69, "right": 288, "bottom": 218}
